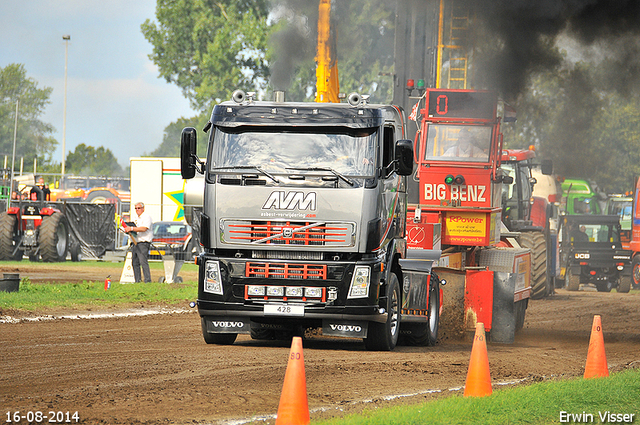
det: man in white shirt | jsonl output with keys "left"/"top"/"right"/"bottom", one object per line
{"left": 124, "top": 202, "right": 154, "bottom": 283}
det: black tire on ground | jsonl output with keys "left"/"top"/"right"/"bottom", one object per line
{"left": 566, "top": 267, "right": 580, "bottom": 291}
{"left": 70, "top": 240, "right": 81, "bottom": 262}
{"left": 617, "top": 277, "right": 631, "bottom": 293}
{"left": 632, "top": 256, "right": 640, "bottom": 290}
{"left": 174, "top": 276, "right": 183, "bottom": 283}
{"left": 364, "top": 272, "right": 401, "bottom": 351}
{"left": 519, "top": 231, "right": 549, "bottom": 299}
{"left": 85, "top": 190, "right": 118, "bottom": 204}
{"left": 250, "top": 328, "right": 276, "bottom": 340}
{"left": 515, "top": 298, "right": 528, "bottom": 331}
{"left": 201, "top": 317, "right": 238, "bottom": 345}
{"left": 39, "top": 212, "right": 69, "bottom": 262}
{"left": 159, "top": 277, "right": 165, "bottom": 283}
{"left": 29, "top": 254, "right": 39, "bottom": 262}
{"left": 401, "top": 272, "right": 440, "bottom": 346}
{"left": 0, "top": 212, "right": 23, "bottom": 261}
{"left": 596, "top": 280, "right": 613, "bottom": 292}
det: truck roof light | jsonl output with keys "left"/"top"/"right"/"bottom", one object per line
{"left": 417, "top": 79, "right": 425, "bottom": 88}
{"left": 444, "top": 174, "right": 455, "bottom": 185}
{"left": 454, "top": 175, "right": 465, "bottom": 185}
{"left": 406, "top": 79, "right": 415, "bottom": 89}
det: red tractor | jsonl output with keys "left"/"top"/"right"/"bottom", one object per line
{"left": 406, "top": 89, "right": 532, "bottom": 343}
{"left": 500, "top": 149, "right": 558, "bottom": 298}
{"left": 0, "top": 188, "right": 72, "bottom": 262}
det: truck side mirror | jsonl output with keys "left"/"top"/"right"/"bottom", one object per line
{"left": 541, "top": 159, "right": 553, "bottom": 175}
{"left": 181, "top": 127, "right": 197, "bottom": 179}
{"left": 395, "top": 139, "right": 414, "bottom": 176}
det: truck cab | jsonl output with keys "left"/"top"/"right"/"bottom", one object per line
{"left": 181, "top": 91, "right": 439, "bottom": 351}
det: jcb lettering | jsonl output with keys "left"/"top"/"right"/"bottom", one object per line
{"left": 424, "top": 184, "right": 447, "bottom": 201}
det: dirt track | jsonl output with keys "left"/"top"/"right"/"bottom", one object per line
{"left": 1, "top": 263, "right": 639, "bottom": 424}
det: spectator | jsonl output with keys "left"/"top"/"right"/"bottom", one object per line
{"left": 124, "top": 202, "right": 153, "bottom": 283}
{"left": 30, "top": 177, "right": 51, "bottom": 201}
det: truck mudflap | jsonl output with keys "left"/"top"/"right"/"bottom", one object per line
{"left": 435, "top": 247, "right": 532, "bottom": 344}
{"left": 322, "top": 320, "right": 368, "bottom": 338}
{"left": 203, "top": 317, "right": 251, "bottom": 334}
{"left": 399, "top": 248, "right": 442, "bottom": 321}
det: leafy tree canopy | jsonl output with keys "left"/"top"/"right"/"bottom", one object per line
{"left": 148, "top": 112, "right": 209, "bottom": 158}
{"left": 65, "top": 143, "right": 124, "bottom": 176}
{"left": 0, "top": 63, "right": 58, "bottom": 173}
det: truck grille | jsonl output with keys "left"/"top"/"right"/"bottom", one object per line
{"left": 246, "top": 262, "right": 327, "bottom": 280}
{"left": 222, "top": 220, "right": 355, "bottom": 247}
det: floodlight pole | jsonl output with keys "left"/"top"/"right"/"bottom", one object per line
{"left": 62, "top": 34, "right": 70, "bottom": 179}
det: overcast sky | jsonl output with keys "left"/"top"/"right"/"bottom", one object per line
{"left": 0, "top": 0, "right": 195, "bottom": 170}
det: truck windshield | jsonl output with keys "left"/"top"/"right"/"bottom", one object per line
{"left": 209, "top": 127, "right": 378, "bottom": 177}
{"left": 424, "top": 124, "right": 492, "bottom": 162}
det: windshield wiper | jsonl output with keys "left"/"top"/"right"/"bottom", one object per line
{"left": 211, "top": 165, "right": 281, "bottom": 184}
{"left": 286, "top": 167, "right": 355, "bottom": 186}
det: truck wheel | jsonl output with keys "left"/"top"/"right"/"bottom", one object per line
{"left": 596, "top": 280, "right": 612, "bottom": 292}
{"left": 617, "top": 277, "right": 631, "bottom": 293}
{"left": 85, "top": 190, "right": 118, "bottom": 204}
{"left": 632, "top": 256, "right": 640, "bottom": 290}
{"left": 250, "top": 328, "right": 276, "bottom": 340}
{"left": 519, "top": 231, "right": 548, "bottom": 299}
{"left": 70, "top": 240, "right": 82, "bottom": 262}
{"left": 364, "top": 272, "right": 400, "bottom": 351}
{"left": 566, "top": 268, "right": 580, "bottom": 291}
{"left": 515, "top": 299, "right": 528, "bottom": 331}
{"left": 402, "top": 272, "right": 440, "bottom": 346}
{"left": 200, "top": 317, "right": 237, "bottom": 345}
{"left": 39, "top": 212, "right": 69, "bottom": 262}
{"left": 0, "top": 212, "right": 23, "bottom": 261}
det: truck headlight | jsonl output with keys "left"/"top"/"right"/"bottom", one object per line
{"left": 348, "top": 266, "right": 371, "bottom": 299}
{"left": 204, "top": 261, "right": 223, "bottom": 295}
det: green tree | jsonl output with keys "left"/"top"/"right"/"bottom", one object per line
{"left": 141, "top": 0, "right": 271, "bottom": 112}
{"left": 0, "top": 63, "right": 58, "bottom": 172}
{"left": 149, "top": 112, "right": 210, "bottom": 158}
{"left": 65, "top": 143, "right": 124, "bottom": 176}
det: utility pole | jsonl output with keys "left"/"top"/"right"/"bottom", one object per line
{"left": 62, "top": 34, "right": 70, "bottom": 178}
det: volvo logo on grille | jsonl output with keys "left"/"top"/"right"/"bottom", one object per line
{"left": 283, "top": 227, "right": 294, "bottom": 238}
{"left": 262, "top": 191, "right": 317, "bottom": 211}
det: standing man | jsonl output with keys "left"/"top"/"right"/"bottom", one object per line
{"left": 124, "top": 202, "right": 153, "bottom": 283}
{"left": 30, "top": 177, "right": 51, "bottom": 201}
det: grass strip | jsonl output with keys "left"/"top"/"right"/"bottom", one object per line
{"left": 315, "top": 369, "right": 640, "bottom": 425}
{"left": 0, "top": 279, "right": 197, "bottom": 312}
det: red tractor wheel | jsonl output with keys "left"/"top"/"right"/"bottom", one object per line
{"left": 39, "top": 212, "right": 69, "bottom": 262}
{"left": 0, "top": 212, "right": 23, "bottom": 261}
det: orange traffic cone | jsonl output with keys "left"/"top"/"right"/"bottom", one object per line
{"left": 463, "top": 322, "right": 492, "bottom": 397}
{"left": 275, "top": 336, "right": 310, "bottom": 425}
{"left": 584, "top": 315, "right": 609, "bottom": 378}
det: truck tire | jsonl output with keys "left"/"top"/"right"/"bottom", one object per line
{"left": 632, "top": 256, "right": 640, "bottom": 290}
{"left": 0, "top": 212, "right": 22, "bottom": 261}
{"left": 39, "top": 212, "right": 69, "bottom": 262}
{"left": 85, "top": 189, "right": 118, "bottom": 204}
{"left": 566, "top": 267, "right": 580, "bottom": 291}
{"left": 519, "top": 231, "right": 548, "bottom": 299}
{"left": 401, "top": 272, "right": 440, "bottom": 346}
{"left": 617, "top": 277, "right": 631, "bottom": 293}
{"left": 364, "top": 273, "right": 400, "bottom": 351}
{"left": 596, "top": 280, "right": 613, "bottom": 292}
{"left": 200, "top": 317, "right": 238, "bottom": 345}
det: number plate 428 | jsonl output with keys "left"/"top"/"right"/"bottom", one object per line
{"left": 264, "top": 304, "right": 304, "bottom": 316}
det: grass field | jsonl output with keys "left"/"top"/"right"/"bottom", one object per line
{"left": 314, "top": 369, "right": 640, "bottom": 425}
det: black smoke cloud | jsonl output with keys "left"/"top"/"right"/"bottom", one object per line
{"left": 464, "top": 0, "right": 640, "bottom": 99}
{"left": 268, "top": 0, "right": 319, "bottom": 91}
